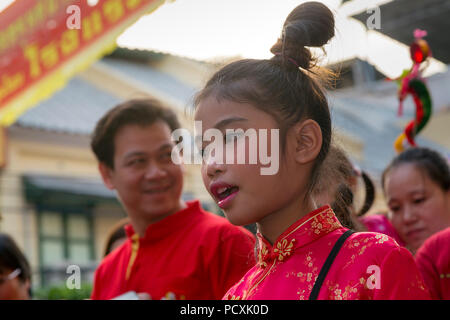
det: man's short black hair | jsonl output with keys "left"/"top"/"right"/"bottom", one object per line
{"left": 91, "top": 98, "right": 181, "bottom": 169}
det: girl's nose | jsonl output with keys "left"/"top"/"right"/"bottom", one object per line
{"left": 205, "top": 154, "right": 226, "bottom": 178}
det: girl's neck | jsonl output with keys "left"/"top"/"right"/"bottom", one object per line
{"left": 257, "top": 195, "right": 317, "bottom": 245}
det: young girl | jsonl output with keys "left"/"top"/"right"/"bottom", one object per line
{"left": 382, "top": 147, "right": 450, "bottom": 254}
{"left": 194, "top": 2, "right": 430, "bottom": 300}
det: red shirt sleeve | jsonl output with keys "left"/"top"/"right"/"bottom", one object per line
{"left": 415, "top": 235, "right": 442, "bottom": 299}
{"left": 90, "top": 263, "right": 104, "bottom": 300}
{"left": 374, "top": 246, "right": 431, "bottom": 300}
{"left": 207, "top": 226, "right": 256, "bottom": 299}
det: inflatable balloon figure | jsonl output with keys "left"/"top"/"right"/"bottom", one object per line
{"left": 393, "top": 29, "right": 433, "bottom": 153}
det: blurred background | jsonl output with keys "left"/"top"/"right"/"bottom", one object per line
{"left": 0, "top": 0, "right": 449, "bottom": 298}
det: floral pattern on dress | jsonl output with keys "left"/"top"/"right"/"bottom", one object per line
{"left": 223, "top": 205, "right": 430, "bottom": 300}
{"left": 273, "top": 239, "right": 296, "bottom": 261}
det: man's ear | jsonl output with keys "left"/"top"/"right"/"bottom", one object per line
{"left": 292, "top": 119, "right": 323, "bottom": 165}
{"left": 99, "top": 162, "right": 115, "bottom": 190}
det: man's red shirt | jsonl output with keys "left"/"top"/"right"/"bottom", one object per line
{"left": 91, "top": 200, "right": 256, "bottom": 300}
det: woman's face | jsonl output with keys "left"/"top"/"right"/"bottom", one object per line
{"left": 195, "top": 96, "right": 306, "bottom": 226}
{"left": 384, "top": 163, "right": 450, "bottom": 253}
{"left": 0, "top": 268, "right": 30, "bottom": 300}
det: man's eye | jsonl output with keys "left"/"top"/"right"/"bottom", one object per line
{"left": 159, "top": 152, "right": 173, "bottom": 162}
{"left": 129, "top": 159, "right": 145, "bottom": 165}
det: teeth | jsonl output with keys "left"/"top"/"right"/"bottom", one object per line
{"left": 217, "top": 187, "right": 228, "bottom": 194}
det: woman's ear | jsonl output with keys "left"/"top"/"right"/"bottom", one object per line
{"left": 292, "top": 119, "right": 322, "bottom": 164}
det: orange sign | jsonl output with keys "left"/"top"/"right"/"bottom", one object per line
{"left": 0, "top": 0, "right": 165, "bottom": 126}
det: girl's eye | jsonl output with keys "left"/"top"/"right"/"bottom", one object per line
{"left": 224, "top": 132, "right": 243, "bottom": 144}
{"left": 413, "top": 197, "right": 425, "bottom": 204}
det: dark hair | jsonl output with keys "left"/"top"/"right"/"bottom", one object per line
{"left": 358, "top": 171, "right": 375, "bottom": 216}
{"left": 104, "top": 218, "right": 129, "bottom": 257}
{"left": 315, "top": 145, "right": 375, "bottom": 228}
{"left": 91, "top": 98, "right": 181, "bottom": 169}
{"left": 315, "top": 144, "right": 355, "bottom": 227}
{"left": 194, "top": 1, "right": 335, "bottom": 197}
{"left": 0, "top": 233, "right": 31, "bottom": 284}
{"left": 382, "top": 147, "right": 450, "bottom": 192}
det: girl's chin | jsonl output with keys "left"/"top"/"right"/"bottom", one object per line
{"left": 223, "top": 210, "right": 258, "bottom": 227}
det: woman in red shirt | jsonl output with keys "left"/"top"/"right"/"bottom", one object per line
{"left": 415, "top": 227, "right": 450, "bottom": 300}
{"left": 382, "top": 147, "right": 450, "bottom": 255}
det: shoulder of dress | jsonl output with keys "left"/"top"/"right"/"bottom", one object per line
{"left": 344, "top": 231, "right": 401, "bottom": 252}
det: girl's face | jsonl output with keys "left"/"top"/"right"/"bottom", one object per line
{"left": 195, "top": 96, "right": 308, "bottom": 227}
{"left": 384, "top": 163, "right": 450, "bottom": 253}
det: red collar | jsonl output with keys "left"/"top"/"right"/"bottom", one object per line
{"left": 256, "top": 205, "right": 343, "bottom": 268}
{"left": 125, "top": 200, "right": 201, "bottom": 244}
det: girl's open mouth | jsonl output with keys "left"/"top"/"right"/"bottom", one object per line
{"left": 210, "top": 183, "right": 240, "bottom": 209}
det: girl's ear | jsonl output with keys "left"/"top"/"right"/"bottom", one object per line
{"left": 292, "top": 119, "right": 323, "bottom": 164}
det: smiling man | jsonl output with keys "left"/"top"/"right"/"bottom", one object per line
{"left": 90, "top": 99, "right": 255, "bottom": 300}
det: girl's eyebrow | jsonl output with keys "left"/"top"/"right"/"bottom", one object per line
{"left": 214, "top": 117, "right": 248, "bottom": 130}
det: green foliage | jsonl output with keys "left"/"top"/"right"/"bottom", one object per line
{"left": 33, "top": 282, "right": 92, "bottom": 300}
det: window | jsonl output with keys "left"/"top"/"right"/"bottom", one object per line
{"left": 38, "top": 208, "right": 95, "bottom": 286}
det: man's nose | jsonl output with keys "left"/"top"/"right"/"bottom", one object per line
{"left": 144, "top": 163, "right": 168, "bottom": 180}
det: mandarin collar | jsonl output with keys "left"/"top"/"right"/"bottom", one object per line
{"left": 125, "top": 200, "right": 200, "bottom": 243}
{"left": 256, "top": 205, "right": 342, "bottom": 268}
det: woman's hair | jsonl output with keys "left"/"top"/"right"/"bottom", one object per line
{"left": 382, "top": 147, "right": 450, "bottom": 192}
{"left": 194, "top": 1, "right": 336, "bottom": 197}
{"left": 0, "top": 233, "right": 31, "bottom": 284}
{"left": 104, "top": 218, "right": 129, "bottom": 257}
{"left": 315, "top": 144, "right": 376, "bottom": 228}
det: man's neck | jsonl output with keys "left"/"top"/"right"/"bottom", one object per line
{"left": 131, "top": 200, "right": 187, "bottom": 238}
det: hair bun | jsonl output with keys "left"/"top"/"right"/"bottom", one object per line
{"left": 270, "top": 1, "right": 335, "bottom": 70}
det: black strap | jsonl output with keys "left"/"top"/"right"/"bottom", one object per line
{"left": 309, "top": 229, "right": 355, "bottom": 300}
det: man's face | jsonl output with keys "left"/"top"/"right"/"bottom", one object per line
{"left": 100, "top": 121, "right": 185, "bottom": 224}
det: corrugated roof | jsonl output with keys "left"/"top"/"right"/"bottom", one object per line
{"left": 99, "top": 58, "right": 197, "bottom": 108}
{"left": 330, "top": 94, "right": 448, "bottom": 176}
{"left": 15, "top": 58, "right": 198, "bottom": 135}
{"left": 16, "top": 76, "right": 121, "bottom": 135}
{"left": 352, "top": 0, "right": 450, "bottom": 64}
